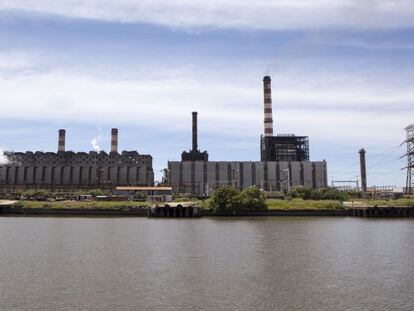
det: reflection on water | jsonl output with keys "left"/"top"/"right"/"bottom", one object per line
{"left": 1, "top": 217, "right": 413, "bottom": 310}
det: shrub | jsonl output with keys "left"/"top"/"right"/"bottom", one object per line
{"left": 320, "top": 188, "right": 349, "bottom": 201}
{"left": 288, "top": 187, "right": 349, "bottom": 201}
{"left": 134, "top": 192, "right": 148, "bottom": 201}
{"left": 208, "top": 187, "right": 241, "bottom": 215}
{"left": 22, "top": 189, "right": 51, "bottom": 198}
{"left": 208, "top": 186, "right": 267, "bottom": 214}
{"left": 13, "top": 201, "right": 25, "bottom": 208}
{"left": 238, "top": 186, "right": 267, "bottom": 210}
{"left": 288, "top": 187, "right": 313, "bottom": 200}
{"left": 88, "top": 189, "right": 105, "bottom": 197}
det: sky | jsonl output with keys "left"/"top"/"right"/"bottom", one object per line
{"left": 0, "top": 1, "right": 413, "bottom": 186}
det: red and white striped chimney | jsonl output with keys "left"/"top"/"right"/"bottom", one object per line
{"left": 263, "top": 76, "right": 274, "bottom": 137}
{"left": 111, "top": 128, "right": 118, "bottom": 154}
{"left": 58, "top": 129, "right": 65, "bottom": 152}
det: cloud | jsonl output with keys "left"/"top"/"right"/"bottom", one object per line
{"left": 2, "top": 0, "right": 414, "bottom": 30}
{"left": 0, "top": 51, "right": 34, "bottom": 70}
{"left": 0, "top": 62, "right": 412, "bottom": 147}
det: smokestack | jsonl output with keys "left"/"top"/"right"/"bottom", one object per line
{"left": 359, "top": 148, "right": 367, "bottom": 192}
{"left": 111, "top": 128, "right": 118, "bottom": 154}
{"left": 192, "top": 112, "right": 198, "bottom": 151}
{"left": 263, "top": 76, "right": 274, "bottom": 137}
{"left": 58, "top": 129, "right": 65, "bottom": 152}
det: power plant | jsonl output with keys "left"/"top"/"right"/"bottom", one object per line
{"left": 0, "top": 129, "right": 154, "bottom": 192}
{"left": 166, "top": 76, "right": 327, "bottom": 195}
{"left": 0, "top": 76, "right": 328, "bottom": 195}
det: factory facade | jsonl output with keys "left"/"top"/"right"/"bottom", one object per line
{"left": 166, "top": 76, "right": 328, "bottom": 195}
{"left": 0, "top": 129, "right": 154, "bottom": 192}
{"left": 167, "top": 160, "right": 327, "bottom": 195}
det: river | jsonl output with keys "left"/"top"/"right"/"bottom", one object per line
{"left": 1, "top": 217, "right": 413, "bottom": 310}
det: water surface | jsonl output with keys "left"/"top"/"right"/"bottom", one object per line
{"left": 1, "top": 217, "right": 413, "bottom": 310}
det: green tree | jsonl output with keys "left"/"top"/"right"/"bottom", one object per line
{"left": 208, "top": 187, "right": 241, "bottom": 215}
{"left": 208, "top": 186, "right": 267, "bottom": 214}
{"left": 238, "top": 186, "right": 266, "bottom": 210}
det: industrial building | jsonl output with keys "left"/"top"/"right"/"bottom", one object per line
{"left": 0, "top": 129, "right": 154, "bottom": 192}
{"left": 166, "top": 76, "right": 327, "bottom": 195}
{"left": 260, "top": 76, "right": 310, "bottom": 162}
{"left": 167, "top": 160, "right": 327, "bottom": 195}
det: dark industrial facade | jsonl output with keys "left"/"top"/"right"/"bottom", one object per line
{"left": 0, "top": 129, "right": 154, "bottom": 192}
{"left": 168, "top": 160, "right": 327, "bottom": 195}
{"left": 260, "top": 135, "right": 309, "bottom": 162}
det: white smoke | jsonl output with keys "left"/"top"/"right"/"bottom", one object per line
{"left": 91, "top": 136, "right": 101, "bottom": 153}
{"left": 0, "top": 148, "right": 10, "bottom": 165}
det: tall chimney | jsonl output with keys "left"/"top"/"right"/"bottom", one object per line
{"left": 58, "top": 129, "right": 65, "bottom": 152}
{"left": 263, "top": 76, "right": 274, "bottom": 137}
{"left": 111, "top": 128, "right": 118, "bottom": 154}
{"left": 192, "top": 112, "right": 198, "bottom": 151}
{"left": 359, "top": 148, "right": 367, "bottom": 192}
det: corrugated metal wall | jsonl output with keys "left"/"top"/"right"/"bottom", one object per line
{"left": 168, "top": 160, "right": 328, "bottom": 195}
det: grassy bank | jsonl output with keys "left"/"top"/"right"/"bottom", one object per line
{"left": 351, "top": 198, "right": 414, "bottom": 207}
{"left": 266, "top": 199, "right": 342, "bottom": 210}
{"left": 13, "top": 200, "right": 151, "bottom": 210}
{"left": 12, "top": 198, "right": 414, "bottom": 211}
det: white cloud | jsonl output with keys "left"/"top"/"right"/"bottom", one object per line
{"left": 0, "top": 63, "right": 411, "bottom": 146}
{"left": 2, "top": 0, "right": 414, "bottom": 30}
{"left": 0, "top": 51, "right": 35, "bottom": 70}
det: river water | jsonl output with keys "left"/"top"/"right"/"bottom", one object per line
{"left": 0, "top": 217, "right": 413, "bottom": 311}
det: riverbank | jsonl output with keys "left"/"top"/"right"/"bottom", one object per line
{"left": 1, "top": 206, "right": 346, "bottom": 217}
{"left": 1, "top": 199, "right": 413, "bottom": 217}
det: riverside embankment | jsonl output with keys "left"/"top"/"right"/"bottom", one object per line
{"left": 1, "top": 200, "right": 413, "bottom": 217}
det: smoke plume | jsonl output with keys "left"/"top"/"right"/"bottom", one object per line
{"left": 91, "top": 136, "right": 101, "bottom": 153}
{"left": 0, "top": 148, "right": 10, "bottom": 165}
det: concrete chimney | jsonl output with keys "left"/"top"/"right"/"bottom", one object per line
{"left": 58, "top": 129, "right": 65, "bottom": 152}
{"left": 192, "top": 112, "right": 198, "bottom": 151}
{"left": 111, "top": 128, "right": 118, "bottom": 154}
{"left": 359, "top": 148, "right": 367, "bottom": 192}
{"left": 263, "top": 76, "right": 274, "bottom": 137}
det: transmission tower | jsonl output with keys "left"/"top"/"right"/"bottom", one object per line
{"left": 403, "top": 124, "right": 414, "bottom": 194}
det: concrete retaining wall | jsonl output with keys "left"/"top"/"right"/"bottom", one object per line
{"left": 202, "top": 209, "right": 347, "bottom": 217}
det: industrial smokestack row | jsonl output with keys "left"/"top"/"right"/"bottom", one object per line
{"left": 58, "top": 129, "right": 66, "bottom": 152}
{"left": 111, "top": 128, "right": 118, "bottom": 154}
{"left": 192, "top": 111, "right": 198, "bottom": 151}
{"left": 57, "top": 128, "right": 119, "bottom": 153}
{"left": 263, "top": 76, "right": 274, "bottom": 137}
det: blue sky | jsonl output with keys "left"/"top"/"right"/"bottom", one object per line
{"left": 0, "top": 1, "right": 413, "bottom": 186}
